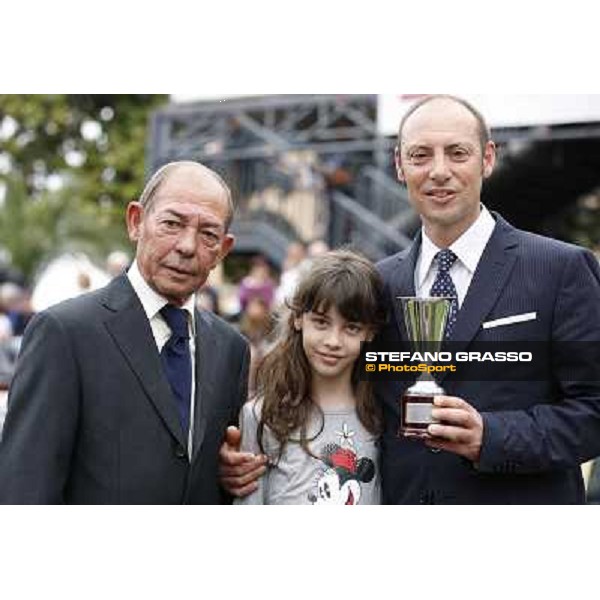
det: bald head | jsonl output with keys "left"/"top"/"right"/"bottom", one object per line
{"left": 398, "top": 95, "right": 491, "bottom": 154}
{"left": 140, "top": 161, "right": 234, "bottom": 230}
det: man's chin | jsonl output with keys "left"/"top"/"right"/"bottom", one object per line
{"left": 153, "top": 280, "right": 198, "bottom": 306}
{"left": 425, "top": 203, "right": 469, "bottom": 225}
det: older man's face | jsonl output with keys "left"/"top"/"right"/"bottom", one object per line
{"left": 396, "top": 99, "right": 496, "bottom": 246}
{"left": 127, "top": 167, "right": 234, "bottom": 307}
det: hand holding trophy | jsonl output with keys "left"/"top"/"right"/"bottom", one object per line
{"left": 397, "top": 297, "right": 452, "bottom": 438}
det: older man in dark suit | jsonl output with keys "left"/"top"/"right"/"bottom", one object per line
{"left": 220, "top": 95, "right": 600, "bottom": 504}
{"left": 0, "top": 161, "right": 249, "bottom": 504}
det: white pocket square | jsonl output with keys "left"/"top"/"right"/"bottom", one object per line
{"left": 482, "top": 312, "right": 537, "bottom": 330}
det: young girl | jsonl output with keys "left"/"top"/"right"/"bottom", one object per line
{"left": 235, "top": 250, "right": 386, "bottom": 505}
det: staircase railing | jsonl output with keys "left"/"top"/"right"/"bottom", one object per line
{"left": 328, "top": 191, "right": 412, "bottom": 261}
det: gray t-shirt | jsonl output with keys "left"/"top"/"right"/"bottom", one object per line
{"left": 235, "top": 400, "right": 381, "bottom": 505}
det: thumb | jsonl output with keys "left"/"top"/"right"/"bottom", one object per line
{"left": 225, "top": 425, "right": 242, "bottom": 449}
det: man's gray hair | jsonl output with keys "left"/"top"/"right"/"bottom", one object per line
{"left": 139, "top": 161, "right": 234, "bottom": 231}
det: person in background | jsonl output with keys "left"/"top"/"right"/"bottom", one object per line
{"left": 238, "top": 295, "right": 275, "bottom": 393}
{"left": 274, "top": 241, "right": 308, "bottom": 310}
{"left": 76, "top": 271, "right": 92, "bottom": 295}
{"left": 307, "top": 239, "right": 330, "bottom": 260}
{"left": 238, "top": 255, "right": 276, "bottom": 313}
{"left": 106, "top": 250, "right": 131, "bottom": 279}
{"left": 0, "top": 308, "right": 12, "bottom": 342}
{"left": 2, "top": 284, "right": 34, "bottom": 337}
{"left": 196, "top": 284, "right": 221, "bottom": 316}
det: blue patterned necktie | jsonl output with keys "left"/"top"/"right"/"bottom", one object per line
{"left": 430, "top": 249, "right": 459, "bottom": 339}
{"left": 160, "top": 305, "right": 192, "bottom": 435}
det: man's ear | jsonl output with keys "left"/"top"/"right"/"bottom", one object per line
{"left": 482, "top": 141, "right": 497, "bottom": 180}
{"left": 208, "top": 234, "right": 235, "bottom": 272}
{"left": 126, "top": 202, "right": 144, "bottom": 242}
{"left": 218, "top": 234, "right": 235, "bottom": 262}
{"left": 395, "top": 146, "right": 406, "bottom": 184}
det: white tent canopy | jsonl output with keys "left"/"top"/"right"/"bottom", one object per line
{"left": 31, "top": 253, "right": 110, "bottom": 312}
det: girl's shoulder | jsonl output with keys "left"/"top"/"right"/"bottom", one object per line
{"left": 240, "top": 397, "right": 264, "bottom": 424}
{"left": 240, "top": 396, "right": 284, "bottom": 458}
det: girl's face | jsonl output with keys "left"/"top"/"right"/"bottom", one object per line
{"left": 294, "top": 305, "right": 374, "bottom": 383}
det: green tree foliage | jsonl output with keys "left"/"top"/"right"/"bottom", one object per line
{"left": 0, "top": 94, "right": 168, "bottom": 281}
{"left": 0, "top": 176, "right": 127, "bottom": 280}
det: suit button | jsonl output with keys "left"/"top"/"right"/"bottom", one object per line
{"left": 174, "top": 444, "right": 187, "bottom": 459}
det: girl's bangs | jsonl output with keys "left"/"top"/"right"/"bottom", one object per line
{"left": 303, "top": 272, "right": 379, "bottom": 325}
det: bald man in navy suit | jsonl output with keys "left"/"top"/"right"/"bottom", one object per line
{"left": 375, "top": 95, "right": 600, "bottom": 504}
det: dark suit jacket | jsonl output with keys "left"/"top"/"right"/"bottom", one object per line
{"left": 0, "top": 275, "right": 250, "bottom": 504}
{"left": 376, "top": 215, "right": 600, "bottom": 504}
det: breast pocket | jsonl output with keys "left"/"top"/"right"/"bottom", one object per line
{"left": 479, "top": 311, "right": 546, "bottom": 342}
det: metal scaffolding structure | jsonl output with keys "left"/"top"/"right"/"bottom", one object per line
{"left": 149, "top": 94, "right": 394, "bottom": 167}
{"left": 148, "top": 95, "right": 413, "bottom": 265}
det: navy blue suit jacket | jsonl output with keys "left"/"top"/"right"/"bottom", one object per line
{"left": 376, "top": 214, "right": 600, "bottom": 504}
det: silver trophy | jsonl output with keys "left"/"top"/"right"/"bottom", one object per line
{"left": 397, "top": 297, "right": 452, "bottom": 437}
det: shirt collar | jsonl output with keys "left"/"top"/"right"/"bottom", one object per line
{"left": 416, "top": 230, "right": 441, "bottom": 290}
{"left": 127, "top": 260, "right": 196, "bottom": 334}
{"left": 416, "top": 205, "right": 496, "bottom": 287}
{"left": 450, "top": 205, "right": 496, "bottom": 274}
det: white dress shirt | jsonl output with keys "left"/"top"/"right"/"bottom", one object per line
{"left": 127, "top": 261, "right": 197, "bottom": 457}
{"left": 415, "top": 206, "right": 496, "bottom": 308}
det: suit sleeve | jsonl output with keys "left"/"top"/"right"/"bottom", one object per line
{"left": 219, "top": 338, "right": 250, "bottom": 505}
{"left": 0, "top": 311, "right": 80, "bottom": 503}
{"left": 479, "top": 249, "right": 600, "bottom": 474}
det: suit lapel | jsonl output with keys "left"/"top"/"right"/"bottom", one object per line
{"left": 191, "top": 310, "right": 218, "bottom": 462}
{"left": 443, "top": 214, "right": 520, "bottom": 353}
{"left": 102, "top": 276, "right": 188, "bottom": 448}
